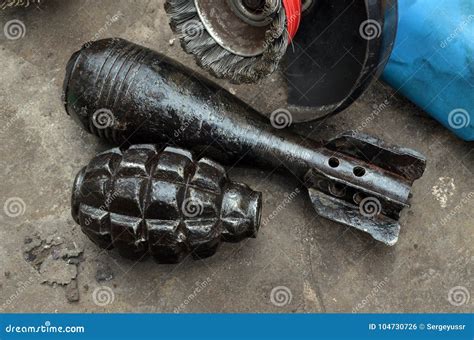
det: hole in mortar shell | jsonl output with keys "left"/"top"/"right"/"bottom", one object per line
{"left": 328, "top": 157, "right": 340, "bottom": 168}
{"left": 353, "top": 167, "right": 366, "bottom": 177}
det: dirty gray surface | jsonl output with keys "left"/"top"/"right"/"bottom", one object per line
{"left": 0, "top": 0, "right": 472, "bottom": 313}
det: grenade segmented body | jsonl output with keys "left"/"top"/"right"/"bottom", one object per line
{"left": 72, "top": 145, "right": 262, "bottom": 263}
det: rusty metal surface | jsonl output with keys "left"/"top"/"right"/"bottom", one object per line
{"left": 284, "top": 0, "right": 398, "bottom": 121}
{"left": 305, "top": 132, "right": 426, "bottom": 246}
{"left": 63, "top": 38, "right": 427, "bottom": 245}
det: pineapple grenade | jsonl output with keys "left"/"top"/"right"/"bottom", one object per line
{"left": 72, "top": 145, "right": 262, "bottom": 263}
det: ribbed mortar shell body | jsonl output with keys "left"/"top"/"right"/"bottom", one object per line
{"left": 63, "top": 38, "right": 423, "bottom": 213}
{"left": 63, "top": 38, "right": 315, "bottom": 178}
{"left": 72, "top": 145, "right": 262, "bottom": 263}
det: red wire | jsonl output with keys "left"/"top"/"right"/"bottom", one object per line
{"left": 282, "top": 0, "right": 302, "bottom": 41}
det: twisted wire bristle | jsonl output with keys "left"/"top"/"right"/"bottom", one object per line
{"left": 165, "top": 0, "right": 288, "bottom": 84}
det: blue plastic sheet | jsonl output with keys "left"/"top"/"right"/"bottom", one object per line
{"left": 383, "top": 0, "right": 474, "bottom": 141}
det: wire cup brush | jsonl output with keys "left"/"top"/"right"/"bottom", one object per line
{"left": 165, "top": 0, "right": 303, "bottom": 83}
{"left": 0, "top": 0, "right": 40, "bottom": 9}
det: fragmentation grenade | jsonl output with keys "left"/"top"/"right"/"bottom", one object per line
{"left": 71, "top": 145, "right": 262, "bottom": 263}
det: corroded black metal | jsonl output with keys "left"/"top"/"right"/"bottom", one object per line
{"left": 72, "top": 145, "right": 262, "bottom": 263}
{"left": 64, "top": 38, "right": 427, "bottom": 245}
{"left": 284, "top": 0, "right": 398, "bottom": 121}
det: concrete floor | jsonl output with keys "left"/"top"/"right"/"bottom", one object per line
{"left": 0, "top": 0, "right": 472, "bottom": 313}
